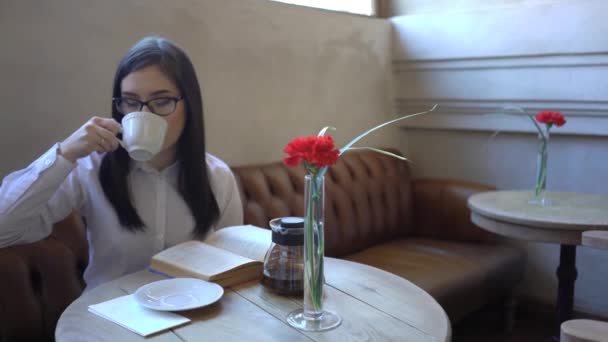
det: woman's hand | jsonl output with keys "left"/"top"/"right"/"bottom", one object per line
{"left": 59, "top": 117, "right": 122, "bottom": 163}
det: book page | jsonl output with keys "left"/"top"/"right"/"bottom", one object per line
{"left": 205, "top": 225, "right": 273, "bottom": 262}
{"left": 151, "top": 241, "right": 258, "bottom": 280}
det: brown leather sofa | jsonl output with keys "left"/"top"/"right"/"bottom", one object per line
{"left": 0, "top": 148, "right": 525, "bottom": 342}
{"left": 0, "top": 213, "right": 87, "bottom": 342}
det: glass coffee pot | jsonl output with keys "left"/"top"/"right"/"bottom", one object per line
{"left": 261, "top": 217, "right": 304, "bottom": 296}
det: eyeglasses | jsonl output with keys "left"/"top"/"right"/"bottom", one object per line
{"left": 112, "top": 96, "right": 183, "bottom": 116}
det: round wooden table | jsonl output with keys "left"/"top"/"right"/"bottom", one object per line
{"left": 468, "top": 190, "right": 608, "bottom": 342}
{"left": 56, "top": 258, "right": 451, "bottom": 341}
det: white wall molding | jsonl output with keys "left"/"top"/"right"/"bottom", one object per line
{"left": 396, "top": 100, "right": 608, "bottom": 136}
{"left": 394, "top": 52, "right": 608, "bottom": 72}
{"left": 396, "top": 98, "right": 608, "bottom": 117}
{"left": 391, "top": 0, "right": 608, "bottom": 136}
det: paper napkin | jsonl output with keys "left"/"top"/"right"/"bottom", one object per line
{"left": 88, "top": 294, "right": 190, "bottom": 337}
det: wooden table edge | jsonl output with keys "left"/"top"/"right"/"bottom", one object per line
{"left": 561, "top": 319, "right": 608, "bottom": 342}
{"left": 582, "top": 230, "right": 608, "bottom": 250}
{"left": 467, "top": 191, "right": 608, "bottom": 231}
{"left": 471, "top": 212, "right": 582, "bottom": 245}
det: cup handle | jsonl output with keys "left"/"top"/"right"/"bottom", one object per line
{"left": 118, "top": 139, "right": 127, "bottom": 150}
{"left": 117, "top": 125, "right": 126, "bottom": 149}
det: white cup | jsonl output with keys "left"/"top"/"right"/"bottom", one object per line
{"left": 121, "top": 112, "right": 168, "bottom": 161}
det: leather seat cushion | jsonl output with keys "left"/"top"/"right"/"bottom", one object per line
{"left": 345, "top": 238, "right": 525, "bottom": 322}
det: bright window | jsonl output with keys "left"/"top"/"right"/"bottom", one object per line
{"left": 270, "top": 0, "right": 376, "bottom": 16}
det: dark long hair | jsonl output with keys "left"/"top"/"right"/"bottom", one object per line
{"left": 99, "top": 36, "right": 219, "bottom": 237}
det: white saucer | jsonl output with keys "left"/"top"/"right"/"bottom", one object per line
{"left": 133, "top": 278, "right": 224, "bottom": 311}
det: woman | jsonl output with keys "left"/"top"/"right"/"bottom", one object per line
{"left": 0, "top": 36, "right": 243, "bottom": 290}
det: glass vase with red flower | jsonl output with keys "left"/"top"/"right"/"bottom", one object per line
{"left": 281, "top": 105, "right": 437, "bottom": 332}
{"left": 528, "top": 110, "right": 566, "bottom": 206}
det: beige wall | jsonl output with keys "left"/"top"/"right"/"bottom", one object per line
{"left": 0, "top": 0, "right": 394, "bottom": 177}
{"left": 393, "top": 0, "right": 608, "bottom": 317}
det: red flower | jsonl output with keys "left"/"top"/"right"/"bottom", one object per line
{"left": 535, "top": 111, "right": 566, "bottom": 127}
{"left": 283, "top": 136, "right": 340, "bottom": 168}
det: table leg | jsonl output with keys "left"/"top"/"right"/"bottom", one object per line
{"left": 553, "top": 244, "right": 577, "bottom": 342}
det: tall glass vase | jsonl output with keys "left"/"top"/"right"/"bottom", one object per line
{"left": 530, "top": 130, "right": 551, "bottom": 206}
{"left": 286, "top": 174, "right": 341, "bottom": 331}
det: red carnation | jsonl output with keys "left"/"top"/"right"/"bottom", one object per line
{"left": 283, "top": 136, "right": 340, "bottom": 169}
{"left": 535, "top": 111, "right": 566, "bottom": 127}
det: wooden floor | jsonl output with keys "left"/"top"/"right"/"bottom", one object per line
{"left": 453, "top": 305, "right": 555, "bottom": 342}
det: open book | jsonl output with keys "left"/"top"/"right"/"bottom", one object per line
{"left": 150, "top": 225, "right": 272, "bottom": 287}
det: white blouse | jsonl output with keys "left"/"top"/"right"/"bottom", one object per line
{"left": 0, "top": 144, "right": 243, "bottom": 290}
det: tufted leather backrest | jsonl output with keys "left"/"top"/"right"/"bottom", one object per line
{"left": 412, "top": 178, "right": 496, "bottom": 242}
{"left": 0, "top": 212, "right": 87, "bottom": 342}
{"left": 232, "top": 148, "right": 414, "bottom": 257}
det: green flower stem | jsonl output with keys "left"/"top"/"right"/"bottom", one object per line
{"left": 535, "top": 130, "right": 549, "bottom": 198}
{"left": 534, "top": 140, "right": 547, "bottom": 197}
{"left": 304, "top": 173, "right": 324, "bottom": 313}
